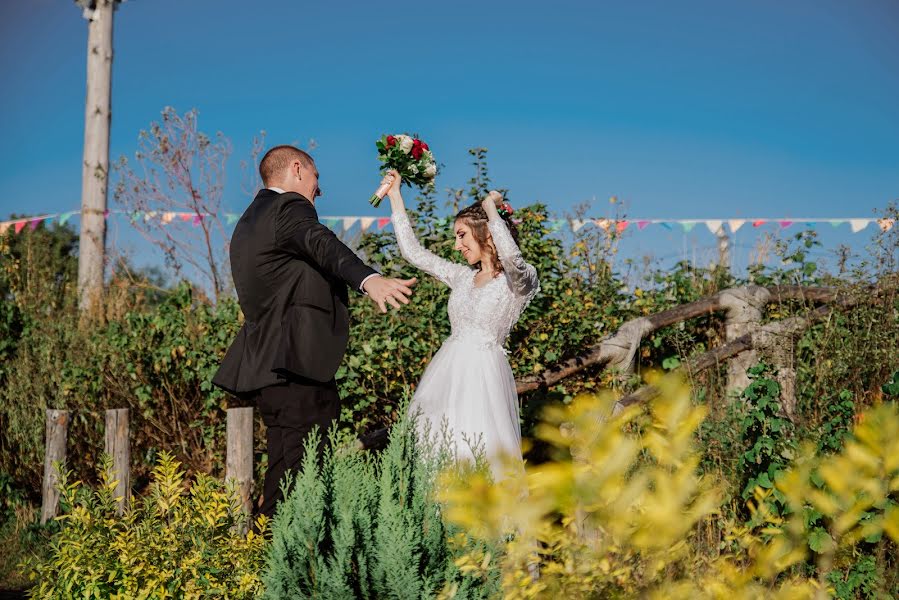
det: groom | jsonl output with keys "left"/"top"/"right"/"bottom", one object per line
{"left": 213, "top": 145, "right": 416, "bottom": 518}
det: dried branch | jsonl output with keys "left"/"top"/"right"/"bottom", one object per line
{"left": 113, "top": 107, "right": 231, "bottom": 300}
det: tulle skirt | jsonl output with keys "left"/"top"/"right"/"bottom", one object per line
{"left": 409, "top": 335, "right": 522, "bottom": 479}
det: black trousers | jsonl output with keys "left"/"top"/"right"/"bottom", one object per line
{"left": 253, "top": 376, "right": 340, "bottom": 519}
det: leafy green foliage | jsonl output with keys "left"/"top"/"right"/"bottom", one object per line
{"left": 263, "top": 414, "right": 499, "bottom": 599}
{"left": 883, "top": 370, "right": 899, "bottom": 397}
{"left": 29, "top": 452, "right": 268, "bottom": 599}
{"left": 0, "top": 280, "right": 243, "bottom": 498}
{"left": 738, "top": 364, "right": 795, "bottom": 505}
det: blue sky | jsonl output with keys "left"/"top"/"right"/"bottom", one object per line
{"left": 1, "top": 0, "right": 897, "bottom": 274}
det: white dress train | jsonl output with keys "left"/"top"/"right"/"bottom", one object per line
{"left": 392, "top": 212, "right": 539, "bottom": 477}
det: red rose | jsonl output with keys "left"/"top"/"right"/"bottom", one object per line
{"left": 421, "top": 142, "right": 429, "bottom": 151}
{"left": 413, "top": 139, "right": 422, "bottom": 147}
{"left": 386, "top": 135, "right": 396, "bottom": 147}
{"left": 411, "top": 146, "right": 423, "bottom": 160}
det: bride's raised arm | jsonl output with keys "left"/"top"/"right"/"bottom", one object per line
{"left": 384, "top": 171, "right": 468, "bottom": 288}
{"left": 483, "top": 193, "right": 539, "bottom": 298}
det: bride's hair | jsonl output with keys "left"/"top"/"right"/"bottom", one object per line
{"left": 454, "top": 197, "right": 519, "bottom": 274}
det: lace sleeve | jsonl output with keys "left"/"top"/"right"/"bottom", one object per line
{"left": 392, "top": 212, "right": 467, "bottom": 287}
{"left": 488, "top": 219, "right": 539, "bottom": 298}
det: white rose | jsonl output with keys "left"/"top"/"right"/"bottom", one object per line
{"left": 409, "top": 164, "right": 419, "bottom": 175}
{"left": 396, "top": 135, "right": 414, "bottom": 154}
{"left": 424, "top": 163, "right": 437, "bottom": 177}
{"left": 422, "top": 150, "right": 434, "bottom": 162}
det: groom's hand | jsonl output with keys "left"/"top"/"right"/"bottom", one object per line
{"left": 363, "top": 275, "right": 417, "bottom": 313}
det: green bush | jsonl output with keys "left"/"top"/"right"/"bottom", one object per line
{"left": 263, "top": 412, "right": 500, "bottom": 599}
{"left": 0, "top": 280, "right": 243, "bottom": 496}
{"left": 29, "top": 452, "right": 268, "bottom": 599}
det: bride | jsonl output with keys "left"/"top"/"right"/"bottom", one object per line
{"left": 380, "top": 170, "right": 540, "bottom": 477}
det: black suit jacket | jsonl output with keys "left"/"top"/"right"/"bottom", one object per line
{"left": 213, "top": 189, "right": 377, "bottom": 395}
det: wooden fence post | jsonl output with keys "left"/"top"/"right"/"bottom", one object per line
{"left": 226, "top": 407, "right": 254, "bottom": 522}
{"left": 720, "top": 288, "right": 770, "bottom": 396}
{"left": 104, "top": 408, "right": 130, "bottom": 514}
{"left": 41, "top": 409, "right": 69, "bottom": 524}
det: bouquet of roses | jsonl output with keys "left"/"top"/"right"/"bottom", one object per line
{"left": 369, "top": 133, "right": 437, "bottom": 207}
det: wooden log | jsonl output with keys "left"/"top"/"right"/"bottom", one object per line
{"left": 226, "top": 407, "right": 254, "bottom": 519}
{"left": 516, "top": 284, "right": 855, "bottom": 394}
{"left": 614, "top": 302, "right": 847, "bottom": 410}
{"left": 41, "top": 409, "right": 69, "bottom": 524}
{"left": 104, "top": 408, "right": 130, "bottom": 514}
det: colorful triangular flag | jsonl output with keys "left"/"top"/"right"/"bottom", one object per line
{"left": 548, "top": 219, "right": 565, "bottom": 233}
{"left": 705, "top": 220, "right": 723, "bottom": 234}
{"left": 323, "top": 218, "right": 340, "bottom": 231}
{"left": 377, "top": 217, "right": 391, "bottom": 230}
{"left": 877, "top": 218, "right": 894, "bottom": 232}
{"left": 830, "top": 220, "right": 845, "bottom": 228}
{"left": 849, "top": 219, "right": 870, "bottom": 233}
{"left": 225, "top": 213, "right": 239, "bottom": 225}
{"left": 752, "top": 220, "right": 766, "bottom": 228}
{"left": 779, "top": 220, "right": 793, "bottom": 229}
{"left": 342, "top": 217, "right": 357, "bottom": 231}
{"left": 659, "top": 222, "right": 673, "bottom": 230}
{"left": 570, "top": 219, "right": 586, "bottom": 232}
{"left": 14, "top": 221, "right": 27, "bottom": 234}
{"left": 681, "top": 221, "right": 697, "bottom": 232}
{"left": 616, "top": 220, "right": 629, "bottom": 233}
{"left": 637, "top": 220, "right": 650, "bottom": 230}
{"left": 728, "top": 219, "right": 745, "bottom": 233}
{"left": 592, "top": 218, "right": 611, "bottom": 231}
{"left": 360, "top": 217, "right": 375, "bottom": 232}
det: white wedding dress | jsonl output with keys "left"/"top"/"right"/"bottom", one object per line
{"left": 392, "top": 212, "right": 539, "bottom": 477}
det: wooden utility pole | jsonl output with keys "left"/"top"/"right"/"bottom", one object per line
{"left": 77, "top": 0, "right": 115, "bottom": 311}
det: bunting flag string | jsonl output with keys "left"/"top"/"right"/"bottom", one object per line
{"left": 0, "top": 210, "right": 894, "bottom": 237}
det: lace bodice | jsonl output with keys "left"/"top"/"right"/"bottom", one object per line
{"left": 391, "top": 212, "right": 539, "bottom": 350}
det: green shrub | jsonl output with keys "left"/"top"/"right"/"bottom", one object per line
{"left": 263, "top": 412, "right": 500, "bottom": 599}
{"left": 29, "top": 451, "right": 268, "bottom": 599}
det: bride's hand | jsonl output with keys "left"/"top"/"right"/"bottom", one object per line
{"left": 482, "top": 190, "right": 503, "bottom": 218}
{"left": 382, "top": 169, "right": 402, "bottom": 199}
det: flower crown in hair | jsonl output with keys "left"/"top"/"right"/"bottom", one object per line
{"left": 498, "top": 202, "right": 514, "bottom": 218}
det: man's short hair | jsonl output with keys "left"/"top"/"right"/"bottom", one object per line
{"left": 259, "top": 145, "right": 314, "bottom": 186}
